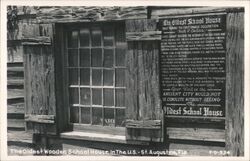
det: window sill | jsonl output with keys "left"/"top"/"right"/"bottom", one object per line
{"left": 60, "top": 131, "right": 127, "bottom": 144}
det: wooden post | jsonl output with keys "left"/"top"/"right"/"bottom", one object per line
{"left": 225, "top": 11, "right": 244, "bottom": 156}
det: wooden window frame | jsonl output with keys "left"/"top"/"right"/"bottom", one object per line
{"left": 56, "top": 21, "right": 127, "bottom": 135}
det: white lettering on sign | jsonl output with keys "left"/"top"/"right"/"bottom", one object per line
{"left": 203, "top": 107, "right": 223, "bottom": 116}
{"left": 164, "top": 106, "right": 223, "bottom": 117}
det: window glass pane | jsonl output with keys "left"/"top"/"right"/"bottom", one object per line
{"left": 80, "top": 68, "right": 90, "bottom": 85}
{"left": 115, "top": 68, "right": 125, "bottom": 87}
{"left": 104, "top": 89, "right": 114, "bottom": 106}
{"left": 92, "top": 108, "right": 102, "bottom": 125}
{"left": 115, "top": 48, "right": 125, "bottom": 67}
{"left": 69, "top": 88, "right": 79, "bottom": 105}
{"left": 115, "top": 24, "right": 125, "bottom": 46}
{"left": 91, "top": 28, "right": 102, "bottom": 47}
{"left": 80, "top": 49, "right": 90, "bottom": 67}
{"left": 91, "top": 48, "right": 102, "bottom": 67}
{"left": 68, "top": 49, "right": 78, "bottom": 67}
{"left": 103, "top": 27, "right": 114, "bottom": 46}
{"left": 92, "top": 88, "right": 102, "bottom": 105}
{"left": 116, "top": 109, "right": 125, "bottom": 127}
{"left": 69, "top": 68, "right": 78, "bottom": 85}
{"left": 92, "top": 69, "right": 102, "bottom": 86}
{"left": 104, "top": 108, "right": 115, "bottom": 126}
{"left": 116, "top": 89, "right": 125, "bottom": 107}
{"left": 68, "top": 30, "right": 78, "bottom": 48}
{"left": 70, "top": 106, "right": 79, "bottom": 123}
{"left": 80, "top": 28, "right": 90, "bottom": 47}
{"left": 81, "top": 107, "right": 90, "bottom": 124}
{"left": 104, "top": 49, "right": 113, "bottom": 67}
{"left": 103, "top": 69, "right": 113, "bottom": 86}
{"left": 80, "top": 88, "right": 90, "bottom": 105}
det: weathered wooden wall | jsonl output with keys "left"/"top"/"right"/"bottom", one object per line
{"left": 225, "top": 12, "right": 244, "bottom": 156}
{"left": 7, "top": 8, "right": 57, "bottom": 149}
{"left": 6, "top": 6, "right": 245, "bottom": 156}
{"left": 7, "top": 8, "right": 36, "bottom": 152}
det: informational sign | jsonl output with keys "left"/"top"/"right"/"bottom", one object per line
{"left": 160, "top": 14, "right": 226, "bottom": 117}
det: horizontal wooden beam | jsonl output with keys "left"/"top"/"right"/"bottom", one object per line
{"left": 25, "top": 114, "right": 55, "bottom": 124}
{"left": 7, "top": 118, "right": 25, "bottom": 130}
{"left": 7, "top": 98, "right": 24, "bottom": 105}
{"left": 167, "top": 127, "right": 225, "bottom": 142}
{"left": 7, "top": 103, "right": 24, "bottom": 119}
{"left": 151, "top": 7, "right": 244, "bottom": 19}
{"left": 17, "top": 14, "right": 37, "bottom": 20}
{"left": 126, "top": 119, "right": 161, "bottom": 129}
{"left": 22, "top": 37, "right": 51, "bottom": 45}
{"left": 7, "top": 78, "right": 24, "bottom": 86}
{"left": 7, "top": 89, "right": 24, "bottom": 100}
{"left": 7, "top": 130, "right": 33, "bottom": 149}
{"left": 7, "top": 40, "right": 22, "bottom": 47}
{"left": 126, "top": 31, "right": 161, "bottom": 41}
{"left": 126, "top": 128, "right": 162, "bottom": 142}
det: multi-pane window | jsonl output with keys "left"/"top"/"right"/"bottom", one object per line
{"left": 66, "top": 23, "right": 126, "bottom": 127}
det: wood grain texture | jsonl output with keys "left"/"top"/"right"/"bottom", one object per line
{"left": 150, "top": 7, "right": 243, "bottom": 19}
{"left": 36, "top": 6, "right": 147, "bottom": 23}
{"left": 126, "top": 41, "right": 161, "bottom": 120}
{"left": 167, "top": 127, "right": 225, "bottom": 142}
{"left": 8, "top": 103, "right": 24, "bottom": 115}
{"left": 24, "top": 45, "right": 56, "bottom": 116}
{"left": 22, "top": 37, "right": 51, "bottom": 45}
{"left": 225, "top": 12, "right": 244, "bottom": 156}
{"left": 7, "top": 89, "right": 24, "bottom": 100}
{"left": 125, "top": 19, "right": 161, "bottom": 121}
{"left": 7, "top": 46, "right": 23, "bottom": 63}
{"left": 23, "top": 23, "right": 57, "bottom": 134}
{"left": 7, "top": 78, "right": 24, "bottom": 87}
{"left": 126, "top": 119, "right": 161, "bottom": 129}
{"left": 7, "top": 130, "right": 33, "bottom": 144}
{"left": 126, "top": 128, "right": 162, "bottom": 142}
{"left": 125, "top": 19, "right": 162, "bottom": 142}
{"left": 25, "top": 115, "right": 55, "bottom": 124}
{"left": 126, "top": 41, "right": 139, "bottom": 120}
{"left": 7, "top": 119, "right": 25, "bottom": 130}
{"left": 126, "top": 31, "right": 161, "bottom": 41}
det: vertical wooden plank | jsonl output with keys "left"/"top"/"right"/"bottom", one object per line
{"left": 42, "top": 46, "right": 56, "bottom": 115}
{"left": 137, "top": 41, "right": 161, "bottom": 120}
{"left": 126, "top": 41, "right": 138, "bottom": 120}
{"left": 23, "top": 46, "right": 32, "bottom": 115}
{"left": 225, "top": 12, "right": 244, "bottom": 156}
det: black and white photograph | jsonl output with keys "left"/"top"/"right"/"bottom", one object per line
{"left": 0, "top": 0, "right": 249, "bottom": 160}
